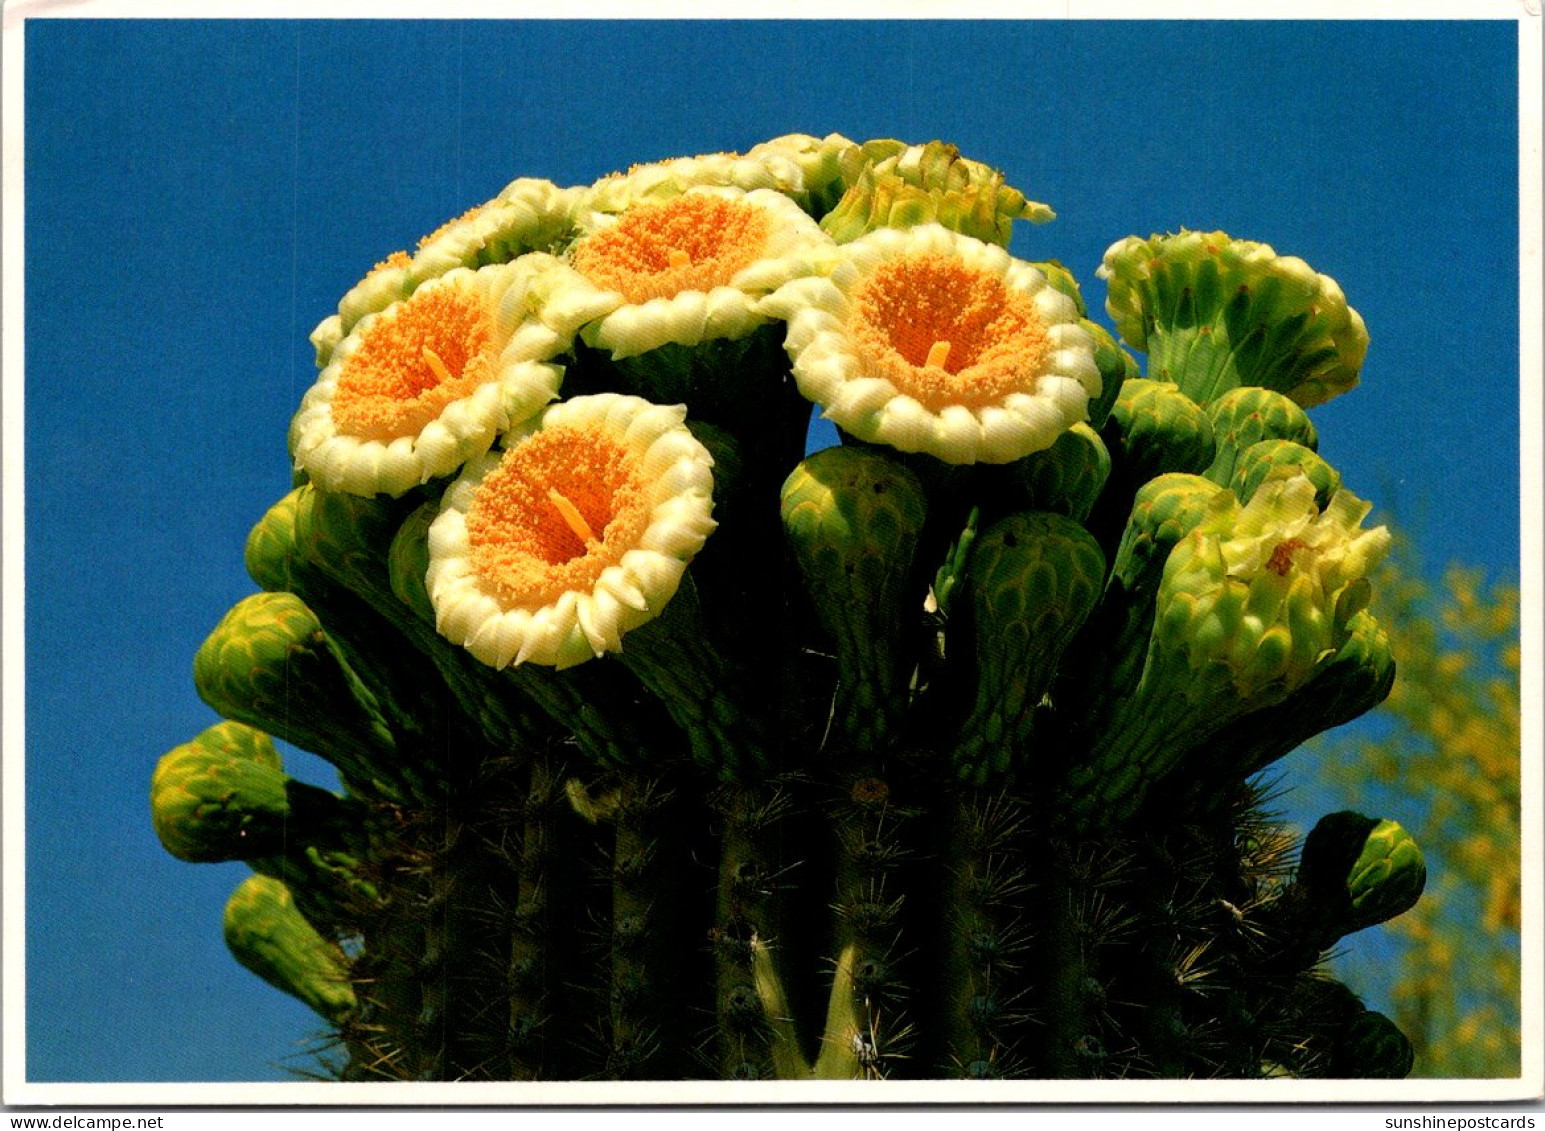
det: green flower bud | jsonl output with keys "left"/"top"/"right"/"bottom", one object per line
{"left": 1166, "top": 607, "right": 1393, "bottom": 804}
{"left": 1004, "top": 423, "right": 1111, "bottom": 523}
{"left": 193, "top": 719, "right": 282, "bottom": 770}
{"left": 822, "top": 140, "right": 1053, "bottom": 247}
{"left": 780, "top": 446, "right": 928, "bottom": 752}
{"left": 193, "top": 591, "right": 399, "bottom": 798}
{"left": 151, "top": 730, "right": 340, "bottom": 864}
{"left": 1203, "top": 386, "right": 1318, "bottom": 488}
{"left": 1067, "top": 474, "right": 1225, "bottom": 711}
{"left": 1101, "top": 379, "right": 1217, "bottom": 488}
{"left": 1299, "top": 811, "right": 1426, "bottom": 938}
{"left": 1231, "top": 439, "right": 1342, "bottom": 511}
{"left": 953, "top": 511, "right": 1105, "bottom": 784}
{"left": 1097, "top": 230, "right": 1369, "bottom": 408}
{"left": 223, "top": 874, "right": 356, "bottom": 1024}
{"left": 1081, "top": 318, "right": 1138, "bottom": 431}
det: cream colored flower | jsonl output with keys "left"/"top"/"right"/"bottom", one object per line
{"left": 761, "top": 223, "right": 1100, "bottom": 464}
{"left": 550, "top": 185, "right": 833, "bottom": 359}
{"left": 310, "top": 179, "right": 583, "bottom": 369}
{"left": 425, "top": 393, "right": 717, "bottom": 669}
{"left": 289, "top": 260, "right": 568, "bottom": 497}
{"left": 582, "top": 133, "right": 855, "bottom": 216}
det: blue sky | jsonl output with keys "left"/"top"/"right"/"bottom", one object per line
{"left": 17, "top": 18, "right": 1524, "bottom": 1084}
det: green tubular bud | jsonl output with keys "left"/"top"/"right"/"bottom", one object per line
{"left": 1299, "top": 812, "right": 1427, "bottom": 938}
{"left": 1231, "top": 439, "right": 1342, "bottom": 510}
{"left": 192, "top": 591, "right": 398, "bottom": 796}
{"left": 1066, "top": 474, "right": 1225, "bottom": 710}
{"left": 1153, "top": 475, "right": 1390, "bottom": 698}
{"left": 223, "top": 874, "right": 356, "bottom": 1024}
{"left": 290, "top": 484, "right": 418, "bottom": 613}
{"left": 1203, "top": 386, "right": 1317, "bottom": 488}
{"left": 1097, "top": 230, "right": 1369, "bottom": 408}
{"left": 1331, "top": 1010, "right": 1416, "bottom": 1079}
{"left": 1100, "top": 379, "right": 1216, "bottom": 490}
{"left": 823, "top": 139, "right": 1053, "bottom": 247}
{"left": 953, "top": 511, "right": 1105, "bottom": 785}
{"left": 150, "top": 731, "right": 343, "bottom": 863}
{"left": 780, "top": 446, "right": 928, "bottom": 753}
{"left": 1081, "top": 318, "right": 1137, "bottom": 431}
{"left": 245, "top": 488, "right": 309, "bottom": 593}
{"left": 1004, "top": 423, "right": 1111, "bottom": 523}
{"left": 191, "top": 719, "right": 282, "bottom": 770}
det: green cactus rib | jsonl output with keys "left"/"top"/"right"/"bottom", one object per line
{"left": 811, "top": 774, "right": 916, "bottom": 1079}
{"left": 594, "top": 772, "right": 699, "bottom": 1079}
{"left": 951, "top": 511, "right": 1105, "bottom": 785}
{"left": 224, "top": 873, "right": 357, "bottom": 1024}
{"left": 192, "top": 590, "right": 412, "bottom": 804}
{"left": 937, "top": 791, "right": 1033, "bottom": 1078}
{"left": 780, "top": 446, "right": 929, "bottom": 755}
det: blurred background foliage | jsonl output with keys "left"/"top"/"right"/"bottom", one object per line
{"left": 1307, "top": 536, "right": 1521, "bottom": 1078}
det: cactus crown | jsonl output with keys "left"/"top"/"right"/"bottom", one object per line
{"left": 151, "top": 134, "right": 1424, "bottom": 1087}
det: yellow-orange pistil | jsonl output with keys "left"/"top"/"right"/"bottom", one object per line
{"left": 464, "top": 426, "right": 653, "bottom": 608}
{"left": 331, "top": 287, "right": 497, "bottom": 441}
{"left": 570, "top": 194, "right": 773, "bottom": 305}
{"left": 845, "top": 253, "right": 1053, "bottom": 413}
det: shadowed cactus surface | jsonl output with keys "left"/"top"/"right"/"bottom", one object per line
{"left": 151, "top": 134, "right": 1426, "bottom": 1083}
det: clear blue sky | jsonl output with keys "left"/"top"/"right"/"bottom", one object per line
{"left": 20, "top": 18, "right": 1522, "bottom": 1082}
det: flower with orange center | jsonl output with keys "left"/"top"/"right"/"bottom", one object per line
{"left": 289, "top": 261, "right": 568, "bottom": 497}
{"left": 547, "top": 185, "right": 832, "bottom": 359}
{"left": 760, "top": 223, "right": 1100, "bottom": 465}
{"left": 309, "top": 178, "right": 583, "bottom": 370}
{"left": 425, "top": 393, "right": 717, "bottom": 669}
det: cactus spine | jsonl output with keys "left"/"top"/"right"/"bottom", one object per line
{"left": 152, "top": 135, "right": 1427, "bottom": 1082}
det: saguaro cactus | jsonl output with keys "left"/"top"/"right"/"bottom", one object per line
{"left": 152, "top": 134, "right": 1427, "bottom": 1082}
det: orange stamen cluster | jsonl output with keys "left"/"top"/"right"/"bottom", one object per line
{"left": 332, "top": 287, "right": 496, "bottom": 441}
{"left": 1266, "top": 538, "right": 1307, "bottom": 577}
{"left": 846, "top": 254, "right": 1052, "bottom": 412}
{"left": 465, "top": 426, "right": 652, "bottom": 608}
{"left": 571, "top": 195, "right": 772, "bottom": 304}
